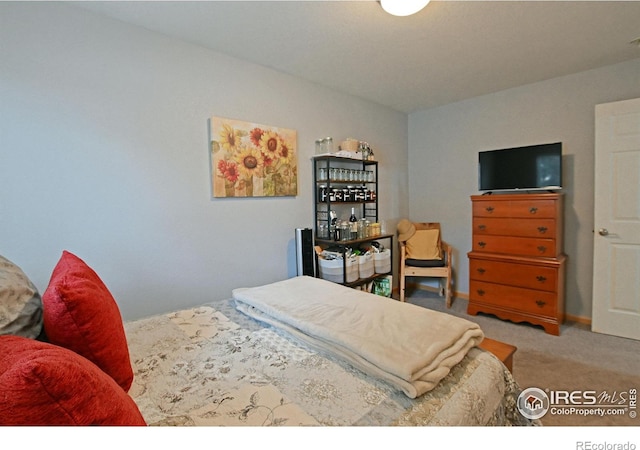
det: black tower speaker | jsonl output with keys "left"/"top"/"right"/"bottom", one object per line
{"left": 295, "top": 228, "right": 315, "bottom": 277}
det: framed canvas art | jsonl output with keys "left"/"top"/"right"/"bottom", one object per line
{"left": 211, "top": 116, "right": 297, "bottom": 198}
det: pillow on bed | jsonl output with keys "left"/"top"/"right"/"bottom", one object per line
{"left": 0, "top": 335, "right": 146, "bottom": 426}
{"left": 0, "top": 255, "right": 43, "bottom": 339}
{"left": 42, "top": 250, "right": 133, "bottom": 392}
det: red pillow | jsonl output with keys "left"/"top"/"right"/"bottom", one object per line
{"left": 42, "top": 251, "right": 133, "bottom": 392}
{"left": 0, "top": 335, "right": 146, "bottom": 426}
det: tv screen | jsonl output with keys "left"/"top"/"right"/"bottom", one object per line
{"left": 478, "top": 142, "right": 562, "bottom": 192}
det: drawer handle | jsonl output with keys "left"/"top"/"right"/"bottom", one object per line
{"left": 485, "top": 206, "right": 494, "bottom": 213}
{"left": 537, "top": 245, "right": 547, "bottom": 254}
{"left": 478, "top": 241, "right": 487, "bottom": 248}
{"left": 529, "top": 207, "right": 538, "bottom": 214}
{"left": 477, "top": 289, "right": 485, "bottom": 296}
{"left": 478, "top": 224, "right": 487, "bottom": 231}
{"left": 536, "top": 275, "right": 547, "bottom": 283}
{"left": 537, "top": 226, "right": 548, "bottom": 234}
{"left": 535, "top": 300, "right": 546, "bottom": 308}
{"left": 477, "top": 268, "right": 486, "bottom": 275}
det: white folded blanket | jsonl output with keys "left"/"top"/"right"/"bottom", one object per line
{"left": 232, "top": 276, "right": 484, "bottom": 398}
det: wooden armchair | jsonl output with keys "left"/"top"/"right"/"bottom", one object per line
{"left": 398, "top": 221, "right": 453, "bottom": 307}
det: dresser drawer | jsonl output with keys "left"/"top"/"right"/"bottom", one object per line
{"left": 506, "top": 200, "right": 557, "bottom": 218}
{"left": 469, "top": 280, "right": 557, "bottom": 316}
{"left": 469, "top": 258, "right": 558, "bottom": 292}
{"left": 473, "top": 235, "right": 557, "bottom": 257}
{"left": 473, "top": 217, "right": 557, "bottom": 238}
{"left": 472, "top": 199, "right": 557, "bottom": 218}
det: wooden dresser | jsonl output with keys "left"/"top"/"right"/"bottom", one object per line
{"left": 467, "top": 193, "right": 566, "bottom": 335}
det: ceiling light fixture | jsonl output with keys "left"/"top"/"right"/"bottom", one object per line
{"left": 380, "top": 0, "right": 430, "bottom": 17}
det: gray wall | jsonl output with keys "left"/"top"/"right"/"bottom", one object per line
{"left": 408, "top": 58, "right": 640, "bottom": 319}
{"left": 0, "top": 3, "right": 409, "bottom": 320}
{"left": 3, "top": 2, "right": 637, "bottom": 323}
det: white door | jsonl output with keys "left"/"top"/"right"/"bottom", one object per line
{"left": 592, "top": 97, "right": 640, "bottom": 340}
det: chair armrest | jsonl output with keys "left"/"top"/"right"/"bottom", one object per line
{"left": 441, "top": 240, "right": 453, "bottom": 262}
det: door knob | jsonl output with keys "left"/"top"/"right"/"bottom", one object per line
{"left": 598, "top": 228, "right": 609, "bottom": 236}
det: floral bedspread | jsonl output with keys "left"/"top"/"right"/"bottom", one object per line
{"left": 125, "top": 299, "right": 534, "bottom": 426}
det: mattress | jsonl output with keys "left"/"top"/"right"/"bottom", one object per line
{"left": 125, "top": 296, "right": 534, "bottom": 426}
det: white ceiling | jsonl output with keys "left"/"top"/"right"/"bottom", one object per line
{"left": 74, "top": 0, "right": 640, "bottom": 114}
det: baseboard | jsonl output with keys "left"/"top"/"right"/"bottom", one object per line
{"left": 565, "top": 314, "right": 591, "bottom": 326}
{"left": 404, "top": 282, "right": 468, "bottom": 301}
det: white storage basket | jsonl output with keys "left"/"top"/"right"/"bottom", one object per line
{"left": 318, "top": 255, "right": 358, "bottom": 283}
{"left": 374, "top": 249, "right": 391, "bottom": 274}
{"left": 358, "top": 253, "right": 374, "bottom": 279}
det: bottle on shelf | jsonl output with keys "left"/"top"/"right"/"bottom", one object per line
{"left": 349, "top": 208, "right": 358, "bottom": 240}
{"left": 330, "top": 210, "right": 338, "bottom": 241}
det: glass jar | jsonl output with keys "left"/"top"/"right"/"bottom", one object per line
{"left": 370, "top": 223, "right": 381, "bottom": 236}
{"left": 329, "top": 188, "right": 337, "bottom": 202}
{"left": 347, "top": 185, "right": 355, "bottom": 201}
{"left": 318, "top": 185, "right": 328, "bottom": 202}
{"left": 340, "top": 221, "right": 350, "bottom": 242}
{"left": 317, "top": 222, "right": 328, "bottom": 239}
{"left": 357, "top": 218, "right": 367, "bottom": 239}
{"left": 318, "top": 167, "right": 327, "bottom": 181}
{"left": 322, "top": 137, "right": 334, "bottom": 153}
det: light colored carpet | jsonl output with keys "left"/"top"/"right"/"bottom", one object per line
{"left": 403, "top": 288, "right": 640, "bottom": 426}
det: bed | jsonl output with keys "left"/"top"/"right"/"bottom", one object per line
{"left": 125, "top": 276, "right": 534, "bottom": 426}
{"left": 1, "top": 251, "right": 534, "bottom": 426}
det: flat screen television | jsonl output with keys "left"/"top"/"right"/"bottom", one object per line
{"left": 478, "top": 142, "right": 562, "bottom": 192}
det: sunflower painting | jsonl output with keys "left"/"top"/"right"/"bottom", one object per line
{"left": 210, "top": 116, "right": 297, "bottom": 198}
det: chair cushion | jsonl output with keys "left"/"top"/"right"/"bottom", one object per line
{"left": 405, "top": 258, "right": 446, "bottom": 268}
{"left": 405, "top": 228, "right": 442, "bottom": 260}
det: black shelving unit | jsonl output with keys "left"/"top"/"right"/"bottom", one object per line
{"left": 312, "top": 155, "right": 393, "bottom": 288}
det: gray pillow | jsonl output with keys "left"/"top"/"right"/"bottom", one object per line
{"left": 0, "top": 255, "right": 43, "bottom": 339}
